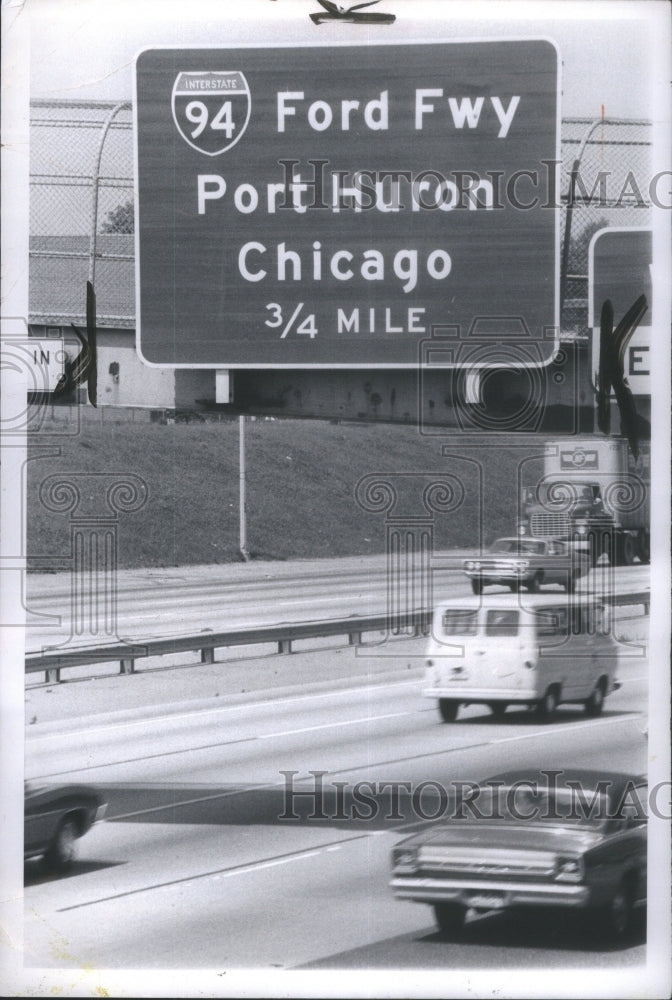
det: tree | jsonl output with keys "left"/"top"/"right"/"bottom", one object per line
{"left": 101, "top": 198, "right": 134, "bottom": 234}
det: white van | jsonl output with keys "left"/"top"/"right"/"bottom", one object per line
{"left": 423, "top": 594, "right": 620, "bottom": 722}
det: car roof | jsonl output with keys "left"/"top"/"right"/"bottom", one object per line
{"left": 490, "top": 537, "right": 545, "bottom": 544}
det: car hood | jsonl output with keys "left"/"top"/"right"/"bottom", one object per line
{"left": 398, "top": 822, "right": 605, "bottom": 855}
{"left": 25, "top": 782, "right": 104, "bottom": 804}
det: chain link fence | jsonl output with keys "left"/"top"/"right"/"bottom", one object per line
{"left": 560, "top": 118, "right": 653, "bottom": 333}
{"left": 29, "top": 102, "right": 653, "bottom": 335}
{"left": 30, "top": 99, "right": 134, "bottom": 328}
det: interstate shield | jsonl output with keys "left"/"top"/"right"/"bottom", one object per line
{"left": 171, "top": 71, "right": 251, "bottom": 155}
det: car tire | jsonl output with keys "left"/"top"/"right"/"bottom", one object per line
{"left": 526, "top": 573, "right": 541, "bottom": 593}
{"left": 45, "top": 815, "right": 79, "bottom": 872}
{"left": 601, "top": 881, "right": 634, "bottom": 941}
{"left": 536, "top": 687, "right": 558, "bottom": 720}
{"left": 470, "top": 579, "right": 483, "bottom": 595}
{"left": 433, "top": 903, "right": 465, "bottom": 938}
{"left": 438, "top": 699, "right": 460, "bottom": 723}
{"left": 585, "top": 680, "right": 605, "bottom": 717}
{"left": 488, "top": 702, "right": 508, "bottom": 718}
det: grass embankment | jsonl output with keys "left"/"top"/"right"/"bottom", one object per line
{"left": 27, "top": 416, "right": 542, "bottom": 569}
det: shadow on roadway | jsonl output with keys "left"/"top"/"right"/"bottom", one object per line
{"left": 100, "top": 781, "right": 450, "bottom": 832}
{"left": 420, "top": 705, "right": 640, "bottom": 727}
{"left": 24, "top": 858, "right": 125, "bottom": 887}
{"left": 298, "top": 908, "right": 646, "bottom": 969}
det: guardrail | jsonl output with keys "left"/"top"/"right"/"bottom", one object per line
{"left": 25, "top": 591, "right": 650, "bottom": 685}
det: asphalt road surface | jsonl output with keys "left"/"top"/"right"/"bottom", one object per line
{"left": 24, "top": 658, "right": 650, "bottom": 972}
{"left": 19, "top": 554, "right": 664, "bottom": 991}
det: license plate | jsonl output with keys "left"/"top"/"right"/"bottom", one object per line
{"left": 466, "top": 892, "right": 508, "bottom": 910}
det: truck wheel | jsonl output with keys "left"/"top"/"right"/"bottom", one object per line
{"left": 637, "top": 532, "right": 650, "bottom": 564}
{"left": 536, "top": 687, "right": 558, "bottom": 720}
{"left": 470, "top": 579, "right": 483, "bottom": 595}
{"left": 438, "top": 699, "right": 459, "bottom": 723}
{"left": 585, "top": 679, "right": 605, "bottom": 717}
{"left": 615, "top": 534, "right": 636, "bottom": 566}
{"left": 433, "top": 903, "right": 465, "bottom": 938}
{"left": 587, "top": 532, "right": 601, "bottom": 567}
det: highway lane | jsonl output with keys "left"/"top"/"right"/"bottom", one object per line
{"left": 25, "top": 650, "right": 648, "bottom": 783}
{"left": 24, "top": 557, "right": 649, "bottom": 653}
{"left": 23, "top": 657, "right": 651, "bottom": 971}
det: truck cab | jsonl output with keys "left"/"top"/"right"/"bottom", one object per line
{"left": 519, "top": 438, "right": 650, "bottom": 566}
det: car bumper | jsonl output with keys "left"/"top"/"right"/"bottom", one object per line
{"left": 422, "top": 688, "right": 538, "bottom": 703}
{"left": 463, "top": 570, "right": 529, "bottom": 582}
{"left": 391, "top": 875, "right": 590, "bottom": 909}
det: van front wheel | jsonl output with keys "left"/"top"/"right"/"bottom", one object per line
{"left": 536, "top": 687, "right": 558, "bottom": 720}
{"left": 438, "top": 699, "right": 460, "bottom": 723}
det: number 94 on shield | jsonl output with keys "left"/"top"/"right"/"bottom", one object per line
{"left": 265, "top": 303, "right": 318, "bottom": 339}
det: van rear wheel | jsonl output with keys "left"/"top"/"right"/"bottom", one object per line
{"left": 536, "top": 687, "right": 558, "bottom": 720}
{"left": 585, "top": 680, "right": 605, "bottom": 717}
{"left": 489, "top": 702, "right": 508, "bottom": 718}
{"left": 438, "top": 699, "right": 460, "bottom": 723}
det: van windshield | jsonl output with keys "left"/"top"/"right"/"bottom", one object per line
{"left": 441, "top": 610, "right": 478, "bottom": 636}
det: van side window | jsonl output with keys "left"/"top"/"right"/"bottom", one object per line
{"left": 485, "top": 610, "right": 519, "bottom": 636}
{"left": 442, "top": 610, "right": 478, "bottom": 636}
{"left": 593, "top": 604, "right": 609, "bottom": 635}
{"left": 536, "top": 608, "right": 568, "bottom": 636}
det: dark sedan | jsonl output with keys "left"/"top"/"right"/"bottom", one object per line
{"left": 391, "top": 769, "right": 647, "bottom": 942}
{"left": 462, "top": 537, "right": 590, "bottom": 594}
{"left": 24, "top": 782, "right": 107, "bottom": 872}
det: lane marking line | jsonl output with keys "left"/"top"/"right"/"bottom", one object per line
{"left": 258, "top": 712, "right": 408, "bottom": 740}
{"left": 55, "top": 832, "right": 376, "bottom": 911}
{"left": 28, "top": 681, "right": 421, "bottom": 743}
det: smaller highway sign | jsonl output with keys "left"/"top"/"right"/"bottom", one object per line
{"left": 589, "top": 228, "right": 652, "bottom": 397}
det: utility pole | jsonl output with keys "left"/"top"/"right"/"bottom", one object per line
{"left": 239, "top": 414, "right": 250, "bottom": 561}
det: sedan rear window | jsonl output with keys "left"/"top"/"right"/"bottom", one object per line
{"left": 441, "top": 609, "right": 478, "bottom": 636}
